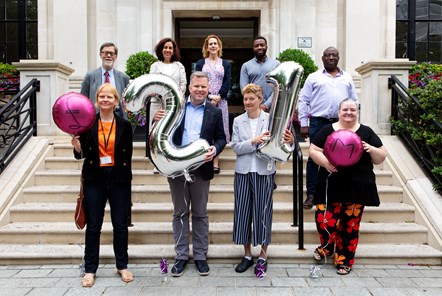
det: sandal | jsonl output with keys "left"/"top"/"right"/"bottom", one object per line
{"left": 82, "top": 273, "right": 95, "bottom": 287}
{"left": 117, "top": 269, "right": 134, "bottom": 283}
{"left": 336, "top": 265, "right": 352, "bottom": 275}
{"left": 313, "top": 248, "right": 325, "bottom": 261}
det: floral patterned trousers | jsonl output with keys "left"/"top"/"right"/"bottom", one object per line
{"left": 315, "top": 203, "right": 365, "bottom": 269}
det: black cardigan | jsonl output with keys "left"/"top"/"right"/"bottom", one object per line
{"left": 74, "top": 114, "right": 133, "bottom": 183}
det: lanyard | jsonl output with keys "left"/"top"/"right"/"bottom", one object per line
{"left": 99, "top": 116, "right": 115, "bottom": 156}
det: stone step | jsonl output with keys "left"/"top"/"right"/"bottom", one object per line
{"left": 0, "top": 243, "right": 440, "bottom": 266}
{"left": 31, "top": 167, "right": 393, "bottom": 187}
{"left": 50, "top": 142, "right": 387, "bottom": 170}
{"left": 0, "top": 222, "right": 428, "bottom": 245}
{"left": 22, "top": 184, "right": 404, "bottom": 204}
{"left": 9, "top": 202, "right": 415, "bottom": 224}
{"left": 43, "top": 157, "right": 393, "bottom": 185}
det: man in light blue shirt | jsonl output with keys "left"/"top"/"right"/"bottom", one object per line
{"left": 298, "top": 46, "right": 358, "bottom": 209}
{"left": 155, "top": 71, "right": 226, "bottom": 278}
{"left": 240, "top": 36, "right": 280, "bottom": 112}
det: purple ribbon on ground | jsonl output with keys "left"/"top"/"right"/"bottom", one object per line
{"left": 255, "top": 263, "right": 266, "bottom": 278}
{"left": 160, "top": 258, "right": 168, "bottom": 274}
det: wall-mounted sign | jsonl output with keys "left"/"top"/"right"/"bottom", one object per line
{"left": 297, "top": 37, "right": 312, "bottom": 48}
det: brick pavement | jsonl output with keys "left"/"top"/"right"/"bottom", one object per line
{"left": 0, "top": 263, "right": 441, "bottom": 295}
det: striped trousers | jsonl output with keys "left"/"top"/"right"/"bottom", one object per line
{"left": 233, "top": 172, "right": 275, "bottom": 246}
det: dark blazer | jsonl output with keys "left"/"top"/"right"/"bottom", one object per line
{"left": 195, "top": 59, "right": 231, "bottom": 99}
{"left": 74, "top": 114, "right": 133, "bottom": 183}
{"left": 80, "top": 67, "right": 130, "bottom": 119}
{"left": 173, "top": 100, "right": 226, "bottom": 180}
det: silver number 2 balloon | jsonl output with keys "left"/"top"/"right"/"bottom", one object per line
{"left": 256, "top": 61, "right": 304, "bottom": 164}
{"left": 123, "top": 74, "right": 210, "bottom": 181}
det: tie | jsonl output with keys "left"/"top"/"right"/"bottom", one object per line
{"left": 104, "top": 71, "right": 110, "bottom": 83}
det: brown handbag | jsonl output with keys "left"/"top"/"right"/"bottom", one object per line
{"left": 74, "top": 174, "right": 86, "bottom": 230}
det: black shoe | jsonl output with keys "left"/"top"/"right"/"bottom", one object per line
{"left": 303, "top": 195, "right": 314, "bottom": 209}
{"left": 171, "top": 259, "right": 188, "bottom": 277}
{"left": 194, "top": 260, "right": 210, "bottom": 276}
{"left": 235, "top": 257, "right": 254, "bottom": 273}
{"left": 254, "top": 258, "right": 268, "bottom": 275}
{"left": 273, "top": 182, "right": 277, "bottom": 190}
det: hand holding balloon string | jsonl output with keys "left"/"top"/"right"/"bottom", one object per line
{"left": 71, "top": 135, "right": 81, "bottom": 153}
{"left": 252, "top": 131, "right": 270, "bottom": 145}
{"left": 204, "top": 146, "right": 216, "bottom": 162}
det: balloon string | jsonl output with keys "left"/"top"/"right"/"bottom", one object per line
{"left": 172, "top": 177, "right": 191, "bottom": 272}
{"left": 318, "top": 172, "right": 333, "bottom": 266}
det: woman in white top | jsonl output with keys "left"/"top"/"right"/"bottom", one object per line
{"left": 231, "top": 84, "right": 294, "bottom": 276}
{"left": 150, "top": 38, "right": 187, "bottom": 94}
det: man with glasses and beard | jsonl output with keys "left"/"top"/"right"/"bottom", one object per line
{"left": 81, "top": 42, "right": 130, "bottom": 120}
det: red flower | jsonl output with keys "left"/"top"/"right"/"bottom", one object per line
{"left": 346, "top": 217, "right": 360, "bottom": 233}
{"left": 317, "top": 211, "right": 336, "bottom": 230}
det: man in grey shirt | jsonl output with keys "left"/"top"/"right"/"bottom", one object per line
{"left": 240, "top": 36, "right": 280, "bottom": 112}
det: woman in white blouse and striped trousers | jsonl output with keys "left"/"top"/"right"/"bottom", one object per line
{"left": 231, "top": 84, "right": 294, "bottom": 276}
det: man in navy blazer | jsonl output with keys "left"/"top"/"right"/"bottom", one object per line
{"left": 155, "top": 71, "right": 226, "bottom": 277}
{"left": 80, "top": 42, "right": 130, "bottom": 119}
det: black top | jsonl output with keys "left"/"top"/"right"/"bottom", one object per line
{"left": 312, "top": 124, "right": 383, "bottom": 206}
{"left": 74, "top": 114, "right": 133, "bottom": 183}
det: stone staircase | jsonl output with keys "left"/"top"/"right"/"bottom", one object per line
{"left": 0, "top": 137, "right": 441, "bottom": 265}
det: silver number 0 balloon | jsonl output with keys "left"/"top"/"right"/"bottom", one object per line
{"left": 123, "top": 74, "right": 210, "bottom": 181}
{"left": 256, "top": 61, "right": 304, "bottom": 164}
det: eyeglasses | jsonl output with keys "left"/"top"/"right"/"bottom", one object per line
{"left": 101, "top": 51, "right": 116, "bottom": 57}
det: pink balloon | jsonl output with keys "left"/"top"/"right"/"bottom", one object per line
{"left": 323, "top": 129, "right": 363, "bottom": 167}
{"left": 52, "top": 92, "right": 96, "bottom": 135}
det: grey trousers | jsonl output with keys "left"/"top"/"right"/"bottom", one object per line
{"left": 167, "top": 175, "right": 210, "bottom": 260}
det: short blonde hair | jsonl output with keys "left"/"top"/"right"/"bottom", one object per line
{"left": 202, "top": 35, "right": 223, "bottom": 58}
{"left": 241, "top": 83, "right": 263, "bottom": 99}
{"left": 95, "top": 83, "right": 119, "bottom": 109}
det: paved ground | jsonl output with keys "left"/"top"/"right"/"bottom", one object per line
{"left": 0, "top": 262, "right": 442, "bottom": 295}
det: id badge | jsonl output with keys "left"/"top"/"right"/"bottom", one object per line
{"left": 100, "top": 155, "right": 112, "bottom": 165}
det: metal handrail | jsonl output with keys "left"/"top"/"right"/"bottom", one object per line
{"left": 291, "top": 134, "right": 304, "bottom": 250}
{"left": 389, "top": 75, "right": 442, "bottom": 192}
{"left": 0, "top": 78, "right": 39, "bottom": 173}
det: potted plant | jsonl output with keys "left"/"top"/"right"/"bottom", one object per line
{"left": 125, "top": 51, "right": 157, "bottom": 141}
{"left": 277, "top": 48, "right": 318, "bottom": 142}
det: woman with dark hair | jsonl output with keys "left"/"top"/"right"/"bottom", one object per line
{"left": 150, "top": 37, "right": 187, "bottom": 94}
{"left": 149, "top": 38, "right": 187, "bottom": 168}
{"left": 195, "top": 34, "right": 231, "bottom": 173}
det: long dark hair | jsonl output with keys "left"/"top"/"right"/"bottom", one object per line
{"left": 154, "top": 38, "right": 181, "bottom": 62}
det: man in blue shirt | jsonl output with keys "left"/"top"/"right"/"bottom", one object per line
{"left": 155, "top": 71, "right": 226, "bottom": 277}
{"left": 240, "top": 36, "right": 280, "bottom": 112}
{"left": 298, "top": 46, "right": 358, "bottom": 209}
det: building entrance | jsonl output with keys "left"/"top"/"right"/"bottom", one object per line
{"left": 176, "top": 17, "right": 259, "bottom": 112}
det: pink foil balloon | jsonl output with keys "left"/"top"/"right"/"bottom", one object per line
{"left": 52, "top": 92, "right": 96, "bottom": 135}
{"left": 324, "top": 129, "right": 363, "bottom": 167}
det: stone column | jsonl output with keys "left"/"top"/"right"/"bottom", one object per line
{"left": 355, "top": 59, "right": 416, "bottom": 135}
{"left": 13, "top": 60, "right": 75, "bottom": 136}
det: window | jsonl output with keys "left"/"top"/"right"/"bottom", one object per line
{"left": 396, "top": 0, "right": 442, "bottom": 62}
{"left": 0, "top": 0, "right": 37, "bottom": 63}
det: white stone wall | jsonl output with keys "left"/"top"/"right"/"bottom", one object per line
{"left": 37, "top": 0, "right": 396, "bottom": 77}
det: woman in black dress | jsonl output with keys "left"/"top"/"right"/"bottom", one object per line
{"left": 308, "top": 98, "right": 387, "bottom": 275}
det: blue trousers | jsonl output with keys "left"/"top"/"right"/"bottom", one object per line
{"left": 83, "top": 168, "right": 131, "bottom": 273}
{"left": 306, "top": 117, "right": 337, "bottom": 196}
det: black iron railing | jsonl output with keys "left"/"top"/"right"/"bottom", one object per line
{"left": 291, "top": 136, "right": 304, "bottom": 250}
{"left": 0, "top": 78, "right": 40, "bottom": 173}
{"left": 389, "top": 75, "right": 442, "bottom": 193}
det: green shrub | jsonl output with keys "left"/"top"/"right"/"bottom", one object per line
{"left": 391, "top": 62, "right": 442, "bottom": 192}
{"left": 125, "top": 51, "right": 157, "bottom": 79}
{"left": 276, "top": 48, "right": 318, "bottom": 88}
